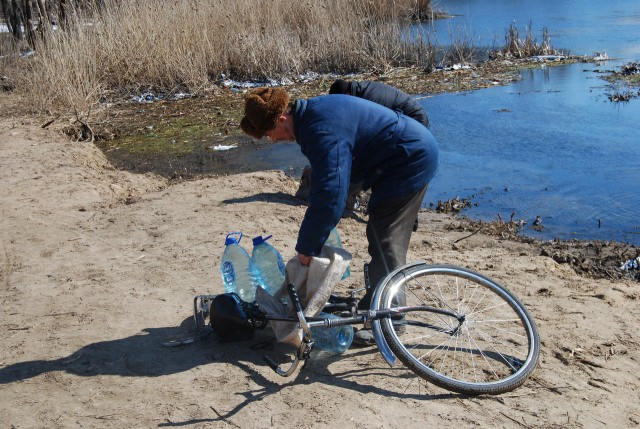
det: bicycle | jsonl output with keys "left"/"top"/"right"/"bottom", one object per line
{"left": 193, "top": 261, "right": 540, "bottom": 396}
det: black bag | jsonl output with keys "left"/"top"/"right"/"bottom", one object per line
{"left": 209, "top": 293, "right": 257, "bottom": 341}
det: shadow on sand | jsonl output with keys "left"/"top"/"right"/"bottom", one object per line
{"left": 1, "top": 318, "right": 459, "bottom": 427}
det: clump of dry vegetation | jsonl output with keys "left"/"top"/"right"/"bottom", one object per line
{"left": 435, "top": 196, "right": 472, "bottom": 213}
{"left": 446, "top": 213, "right": 640, "bottom": 281}
{"left": 492, "top": 21, "right": 563, "bottom": 59}
{"left": 446, "top": 212, "right": 527, "bottom": 241}
{"left": 539, "top": 240, "right": 640, "bottom": 281}
{"left": 604, "top": 62, "right": 640, "bottom": 101}
{"left": 1, "top": 0, "right": 436, "bottom": 121}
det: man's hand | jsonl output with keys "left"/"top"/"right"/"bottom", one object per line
{"left": 297, "top": 253, "right": 312, "bottom": 266}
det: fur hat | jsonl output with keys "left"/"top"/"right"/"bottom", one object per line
{"left": 240, "top": 87, "right": 290, "bottom": 139}
{"left": 329, "top": 79, "right": 351, "bottom": 94}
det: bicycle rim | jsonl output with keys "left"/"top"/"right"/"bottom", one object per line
{"left": 378, "top": 264, "right": 539, "bottom": 395}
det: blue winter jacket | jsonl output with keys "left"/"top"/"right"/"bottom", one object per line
{"left": 293, "top": 94, "right": 439, "bottom": 256}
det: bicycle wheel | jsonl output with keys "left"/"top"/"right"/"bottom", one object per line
{"left": 377, "top": 264, "right": 539, "bottom": 395}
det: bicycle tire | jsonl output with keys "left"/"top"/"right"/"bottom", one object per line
{"left": 377, "top": 264, "right": 539, "bottom": 395}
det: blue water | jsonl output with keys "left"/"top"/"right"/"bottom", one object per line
{"left": 428, "top": 0, "right": 640, "bottom": 61}
{"left": 420, "top": 1, "right": 640, "bottom": 244}
{"left": 227, "top": 2, "right": 640, "bottom": 245}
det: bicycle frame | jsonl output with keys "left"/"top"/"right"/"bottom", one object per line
{"left": 193, "top": 261, "right": 464, "bottom": 377}
{"left": 262, "top": 281, "right": 462, "bottom": 377}
{"left": 193, "top": 261, "right": 540, "bottom": 395}
{"left": 193, "top": 261, "right": 463, "bottom": 378}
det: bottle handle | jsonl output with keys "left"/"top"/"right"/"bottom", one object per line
{"left": 226, "top": 231, "right": 243, "bottom": 243}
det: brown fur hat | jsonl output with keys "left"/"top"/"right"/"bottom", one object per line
{"left": 240, "top": 87, "right": 290, "bottom": 139}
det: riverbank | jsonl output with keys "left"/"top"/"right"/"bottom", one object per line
{"left": 1, "top": 55, "right": 638, "bottom": 428}
{"left": 1, "top": 54, "right": 637, "bottom": 273}
{"left": 0, "top": 56, "right": 583, "bottom": 180}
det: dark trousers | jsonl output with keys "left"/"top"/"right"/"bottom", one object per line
{"left": 359, "top": 185, "right": 428, "bottom": 309}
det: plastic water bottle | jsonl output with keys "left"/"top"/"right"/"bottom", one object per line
{"left": 324, "top": 227, "right": 350, "bottom": 280}
{"left": 311, "top": 312, "right": 354, "bottom": 353}
{"left": 220, "top": 232, "right": 263, "bottom": 302}
{"left": 251, "top": 235, "right": 285, "bottom": 296}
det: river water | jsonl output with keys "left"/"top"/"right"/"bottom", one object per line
{"left": 234, "top": 2, "right": 640, "bottom": 244}
{"left": 419, "top": 1, "right": 640, "bottom": 244}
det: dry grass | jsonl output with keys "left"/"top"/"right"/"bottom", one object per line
{"left": 2, "top": 1, "right": 562, "bottom": 123}
{"left": 441, "top": 25, "right": 477, "bottom": 66}
{"left": 3, "top": 0, "right": 434, "bottom": 120}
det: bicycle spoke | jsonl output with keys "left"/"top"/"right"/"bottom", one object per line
{"left": 405, "top": 277, "right": 457, "bottom": 332}
{"left": 474, "top": 327, "right": 524, "bottom": 373}
{"left": 464, "top": 325, "right": 480, "bottom": 383}
{"left": 468, "top": 287, "right": 491, "bottom": 318}
{"left": 402, "top": 328, "right": 446, "bottom": 348}
{"left": 474, "top": 326, "right": 529, "bottom": 359}
{"left": 473, "top": 320, "right": 528, "bottom": 342}
{"left": 380, "top": 264, "right": 539, "bottom": 395}
{"left": 459, "top": 278, "right": 480, "bottom": 316}
{"left": 464, "top": 325, "right": 502, "bottom": 380}
{"left": 467, "top": 298, "right": 510, "bottom": 318}
{"left": 415, "top": 333, "right": 458, "bottom": 366}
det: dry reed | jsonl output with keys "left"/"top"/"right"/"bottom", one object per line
{"left": 3, "top": 1, "right": 560, "bottom": 122}
{"left": 500, "top": 21, "right": 560, "bottom": 58}
{"left": 5, "top": 0, "right": 434, "bottom": 119}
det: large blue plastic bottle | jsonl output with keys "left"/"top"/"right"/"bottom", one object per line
{"left": 324, "top": 227, "right": 350, "bottom": 280}
{"left": 311, "top": 312, "right": 354, "bottom": 353}
{"left": 251, "top": 235, "right": 285, "bottom": 296}
{"left": 220, "top": 232, "right": 263, "bottom": 303}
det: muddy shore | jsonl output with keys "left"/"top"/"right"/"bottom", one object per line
{"left": 74, "top": 57, "right": 576, "bottom": 179}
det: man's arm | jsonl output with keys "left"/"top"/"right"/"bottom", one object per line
{"left": 295, "top": 134, "right": 351, "bottom": 256}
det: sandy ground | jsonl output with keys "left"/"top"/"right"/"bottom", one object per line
{"left": 1, "top": 119, "right": 639, "bottom": 429}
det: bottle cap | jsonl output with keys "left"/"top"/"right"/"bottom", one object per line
{"left": 225, "top": 232, "right": 243, "bottom": 245}
{"left": 252, "top": 235, "right": 273, "bottom": 246}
